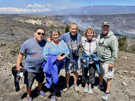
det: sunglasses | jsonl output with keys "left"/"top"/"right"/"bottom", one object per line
{"left": 37, "top": 32, "right": 45, "bottom": 36}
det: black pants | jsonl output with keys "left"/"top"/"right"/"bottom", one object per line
{"left": 82, "top": 63, "right": 96, "bottom": 84}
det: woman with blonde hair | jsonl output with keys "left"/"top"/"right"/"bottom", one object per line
{"left": 80, "top": 27, "right": 100, "bottom": 94}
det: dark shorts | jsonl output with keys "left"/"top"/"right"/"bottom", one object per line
{"left": 65, "top": 57, "right": 79, "bottom": 74}
{"left": 24, "top": 71, "right": 44, "bottom": 88}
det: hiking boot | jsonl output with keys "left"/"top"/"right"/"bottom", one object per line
{"left": 38, "top": 90, "right": 46, "bottom": 97}
{"left": 84, "top": 84, "right": 89, "bottom": 93}
{"left": 26, "top": 97, "right": 32, "bottom": 101}
{"left": 102, "top": 92, "right": 110, "bottom": 101}
{"left": 50, "top": 96, "right": 56, "bottom": 101}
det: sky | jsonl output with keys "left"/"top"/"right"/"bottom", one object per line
{"left": 0, "top": 0, "right": 135, "bottom": 14}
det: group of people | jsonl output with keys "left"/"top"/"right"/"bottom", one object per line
{"left": 16, "top": 22, "right": 118, "bottom": 101}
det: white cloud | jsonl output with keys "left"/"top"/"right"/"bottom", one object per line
{"left": 26, "top": 3, "right": 45, "bottom": 9}
{"left": 0, "top": 7, "right": 51, "bottom": 14}
{"left": 0, "top": 3, "right": 52, "bottom": 14}
{"left": 0, "top": 7, "right": 27, "bottom": 14}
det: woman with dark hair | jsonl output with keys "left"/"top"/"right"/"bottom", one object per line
{"left": 42, "top": 31, "right": 69, "bottom": 101}
{"left": 80, "top": 27, "right": 99, "bottom": 94}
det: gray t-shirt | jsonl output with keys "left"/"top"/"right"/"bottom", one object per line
{"left": 20, "top": 38, "right": 46, "bottom": 73}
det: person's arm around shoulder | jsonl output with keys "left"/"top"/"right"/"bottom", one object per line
{"left": 63, "top": 40, "right": 70, "bottom": 57}
{"left": 60, "top": 32, "right": 69, "bottom": 42}
{"left": 60, "top": 33, "right": 65, "bottom": 41}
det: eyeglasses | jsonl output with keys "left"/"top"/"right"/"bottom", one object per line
{"left": 37, "top": 32, "right": 45, "bottom": 36}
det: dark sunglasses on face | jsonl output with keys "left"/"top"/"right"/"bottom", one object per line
{"left": 37, "top": 32, "right": 45, "bottom": 36}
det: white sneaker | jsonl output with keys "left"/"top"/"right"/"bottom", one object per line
{"left": 63, "top": 84, "right": 69, "bottom": 92}
{"left": 38, "top": 90, "right": 46, "bottom": 97}
{"left": 102, "top": 93, "right": 110, "bottom": 101}
{"left": 74, "top": 85, "right": 79, "bottom": 91}
{"left": 50, "top": 96, "right": 56, "bottom": 101}
{"left": 84, "top": 84, "right": 89, "bottom": 93}
{"left": 88, "top": 87, "right": 93, "bottom": 94}
{"left": 26, "top": 97, "right": 32, "bottom": 101}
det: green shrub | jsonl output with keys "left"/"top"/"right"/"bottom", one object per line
{"left": 118, "top": 36, "right": 128, "bottom": 51}
{"left": 128, "top": 44, "right": 135, "bottom": 54}
{"left": 10, "top": 45, "right": 20, "bottom": 56}
{"left": 0, "top": 41, "right": 6, "bottom": 47}
{"left": 65, "top": 24, "right": 70, "bottom": 33}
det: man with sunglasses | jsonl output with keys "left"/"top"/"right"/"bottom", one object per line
{"left": 16, "top": 27, "right": 46, "bottom": 101}
{"left": 96, "top": 22, "right": 118, "bottom": 101}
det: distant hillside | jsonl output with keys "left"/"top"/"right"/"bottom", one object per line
{"left": 43, "top": 6, "right": 135, "bottom": 15}
{"left": 0, "top": 15, "right": 135, "bottom": 101}
{"left": 55, "top": 14, "right": 135, "bottom": 37}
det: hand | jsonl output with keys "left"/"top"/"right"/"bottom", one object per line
{"left": 16, "top": 65, "right": 21, "bottom": 72}
{"left": 108, "top": 64, "right": 114, "bottom": 69}
{"left": 57, "top": 55, "right": 64, "bottom": 61}
{"left": 47, "top": 38, "right": 51, "bottom": 42}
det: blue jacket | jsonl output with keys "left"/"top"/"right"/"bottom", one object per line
{"left": 42, "top": 55, "right": 65, "bottom": 88}
{"left": 80, "top": 52, "right": 101, "bottom": 74}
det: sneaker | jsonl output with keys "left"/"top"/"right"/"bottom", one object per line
{"left": 102, "top": 92, "right": 110, "bottom": 101}
{"left": 50, "top": 96, "right": 56, "bottom": 101}
{"left": 88, "top": 87, "right": 93, "bottom": 94}
{"left": 84, "top": 84, "right": 89, "bottom": 93}
{"left": 74, "top": 85, "right": 79, "bottom": 91}
{"left": 63, "top": 84, "right": 69, "bottom": 92}
{"left": 26, "top": 97, "right": 32, "bottom": 101}
{"left": 38, "top": 90, "right": 46, "bottom": 97}
{"left": 93, "top": 85, "right": 99, "bottom": 89}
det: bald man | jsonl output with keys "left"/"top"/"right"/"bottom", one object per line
{"left": 60, "top": 23, "right": 81, "bottom": 91}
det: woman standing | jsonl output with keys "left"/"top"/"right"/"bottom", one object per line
{"left": 80, "top": 27, "right": 98, "bottom": 94}
{"left": 42, "top": 31, "right": 69, "bottom": 101}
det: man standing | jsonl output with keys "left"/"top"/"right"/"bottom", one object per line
{"left": 96, "top": 22, "right": 118, "bottom": 101}
{"left": 16, "top": 27, "right": 46, "bottom": 101}
{"left": 60, "top": 23, "right": 81, "bottom": 91}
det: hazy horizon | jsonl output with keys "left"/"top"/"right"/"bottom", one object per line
{"left": 0, "top": 0, "right": 135, "bottom": 14}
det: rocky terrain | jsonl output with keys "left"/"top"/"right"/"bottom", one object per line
{"left": 0, "top": 14, "right": 135, "bottom": 101}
